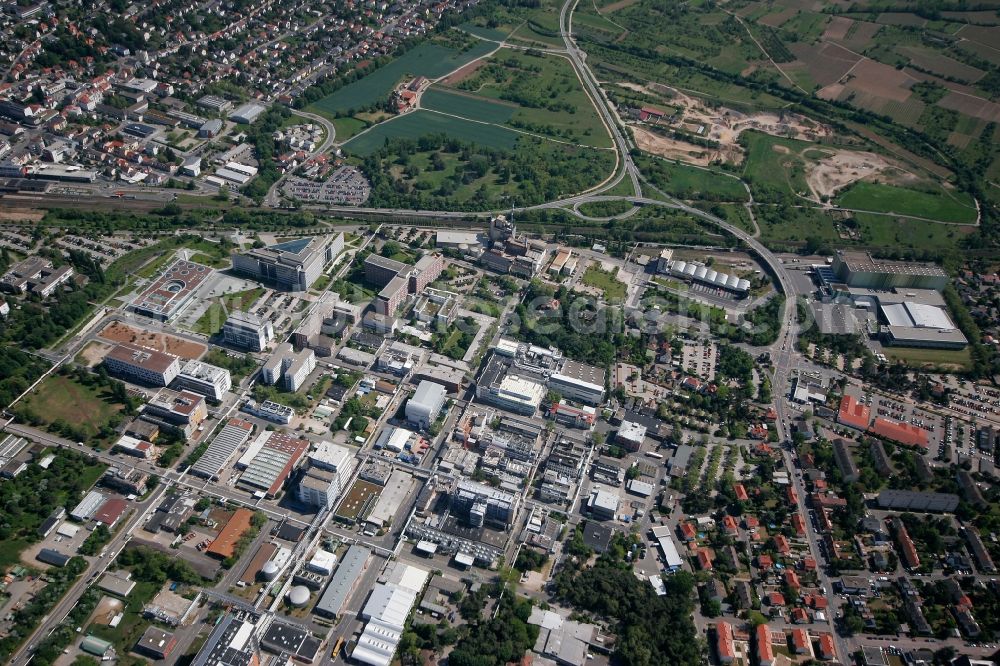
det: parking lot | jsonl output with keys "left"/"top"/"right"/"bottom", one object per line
{"left": 281, "top": 166, "right": 370, "bottom": 205}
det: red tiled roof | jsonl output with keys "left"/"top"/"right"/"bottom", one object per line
{"left": 775, "top": 535, "right": 790, "bottom": 554}
{"left": 756, "top": 624, "right": 773, "bottom": 663}
{"left": 697, "top": 549, "right": 713, "bottom": 570}
{"left": 837, "top": 395, "right": 871, "bottom": 430}
{"left": 716, "top": 621, "right": 735, "bottom": 661}
{"left": 734, "top": 483, "right": 749, "bottom": 501}
{"left": 818, "top": 633, "right": 835, "bottom": 659}
{"left": 791, "top": 628, "right": 809, "bottom": 652}
{"left": 869, "top": 417, "right": 929, "bottom": 448}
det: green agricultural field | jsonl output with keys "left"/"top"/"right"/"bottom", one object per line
{"left": 459, "top": 22, "right": 512, "bottom": 42}
{"left": 445, "top": 48, "right": 612, "bottom": 147}
{"left": 421, "top": 88, "right": 517, "bottom": 124}
{"left": 638, "top": 157, "right": 749, "bottom": 201}
{"left": 851, "top": 212, "right": 973, "bottom": 253}
{"left": 308, "top": 41, "right": 497, "bottom": 116}
{"left": 344, "top": 110, "right": 520, "bottom": 155}
{"left": 836, "top": 182, "right": 977, "bottom": 224}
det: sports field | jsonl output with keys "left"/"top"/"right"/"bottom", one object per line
{"left": 343, "top": 110, "right": 521, "bottom": 155}
{"left": 308, "top": 41, "right": 497, "bottom": 116}
{"left": 835, "top": 182, "right": 978, "bottom": 224}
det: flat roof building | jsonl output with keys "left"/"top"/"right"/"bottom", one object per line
{"left": 174, "top": 359, "right": 232, "bottom": 401}
{"left": 131, "top": 259, "right": 211, "bottom": 320}
{"left": 190, "top": 418, "right": 254, "bottom": 480}
{"left": 452, "top": 480, "right": 518, "bottom": 527}
{"left": 229, "top": 102, "right": 266, "bottom": 124}
{"left": 833, "top": 251, "right": 948, "bottom": 291}
{"left": 314, "top": 544, "right": 370, "bottom": 618}
{"left": 0, "top": 256, "right": 74, "bottom": 297}
{"left": 231, "top": 234, "right": 343, "bottom": 291}
{"left": 104, "top": 343, "right": 182, "bottom": 387}
{"left": 406, "top": 380, "right": 447, "bottom": 429}
{"left": 135, "top": 626, "right": 177, "bottom": 660}
{"left": 261, "top": 342, "right": 316, "bottom": 392}
{"left": 223, "top": 310, "right": 274, "bottom": 351}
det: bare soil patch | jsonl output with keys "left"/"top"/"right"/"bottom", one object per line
{"left": 841, "top": 59, "right": 914, "bottom": 102}
{"left": 99, "top": 321, "right": 207, "bottom": 359}
{"left": 78, "top": 340, "right": 114, "bottom": 367}
{"left": 0, "top": 208, "right": 44, "bottom": 222}
{"left": 759, "top": 8, "right": 797, "bottom": 27}
{"left": 804, "top": 149, "right": 911, "bottom": 199}
{"left": 633, "top": 127, "right": 725, "bottom": 165}
{"left": 441, "top": 59, "right": 487, "bottom": 86}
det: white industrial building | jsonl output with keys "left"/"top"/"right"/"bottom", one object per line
{"left": 352, "top": 565, "right": 430, "bottom": 666}
{"left": 172, "top": 360, "right": 232, "bottom": 401}
{"left": 405, "top": 381, "right": 447, "bottom": 429}
{"left": 306, "top": 549, "right": 337, "bottom": 576}
{"left": 373, "top": 426, "right": 417, "bottom": 453}
{"left": 668, "top": 260, "right": 750, "bottom": 294}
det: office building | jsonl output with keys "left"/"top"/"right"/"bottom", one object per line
{"left": 297, "top": 442, "right": 356, "bottom": 509}
{"left": 173, "top": 359, "right": 232, "bottom": 401}
{"left": 104, "top": 343, "right": 182, "bottom": 386}
{"left": 0, "top": 256, "right": 74, "bottom": 297}
{"left": 261, "top": 342, "right": 316, "bottom": 392}
{"left": 375, "top": 275, "right": 409, "bottom": 316}
{"left": 588, "top": 489, "right": 619, "bottom": 520}
{"left": 550, "top": 360, "right": 605, "bottom": 405}
{"left": 451, "top": 479, "right": 517, "bottom": 527}
{"left": 131, "top": 259, "right": 211, "bottom": 320}
{"left": 475, "top": 352, "right": 546, "bottom": 415}
{"left": 231, "top": 234, "right": 343, "bottom": 291}
{"left": 241, "top": 399, "right": 294, "bottom": 424}
{"left": 142, "top": 387, "right": 208, "bottom": 435}
{"left": 293, "top": 293, "right": 361, "bottom": 356}
{"left": 406, "top": 380, "right": 447, "bottom": 429}
{"left": 616, "top": 420, "right": 646, "bottom": 452}
{"left": 222, "top": 310, "right": 274, "bottom": 351}
{"left": 832, "top": 251, "right": 948, "bottom": 291}
{"left": 364, "top": 254, "right": 408, "bottom": 287}
{"left": 408, "top": 253, "right": 444, "bottom": 293}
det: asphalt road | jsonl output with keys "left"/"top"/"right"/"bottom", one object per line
{"left": 10, "top": 483, "right": 168, "bottom": 666}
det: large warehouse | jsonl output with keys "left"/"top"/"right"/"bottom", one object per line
{"left": 831, "top": 251, "right": 949, "bottom": 291}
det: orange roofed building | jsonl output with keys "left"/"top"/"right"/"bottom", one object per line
{"left": 869, "top": 417, "right": 929, "bottom": 448}
{"left": 837, "top": 395, "right": 871, "bottom": 430}
{"left": 206, "top": 507, "right": 254, "bottom": 559}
